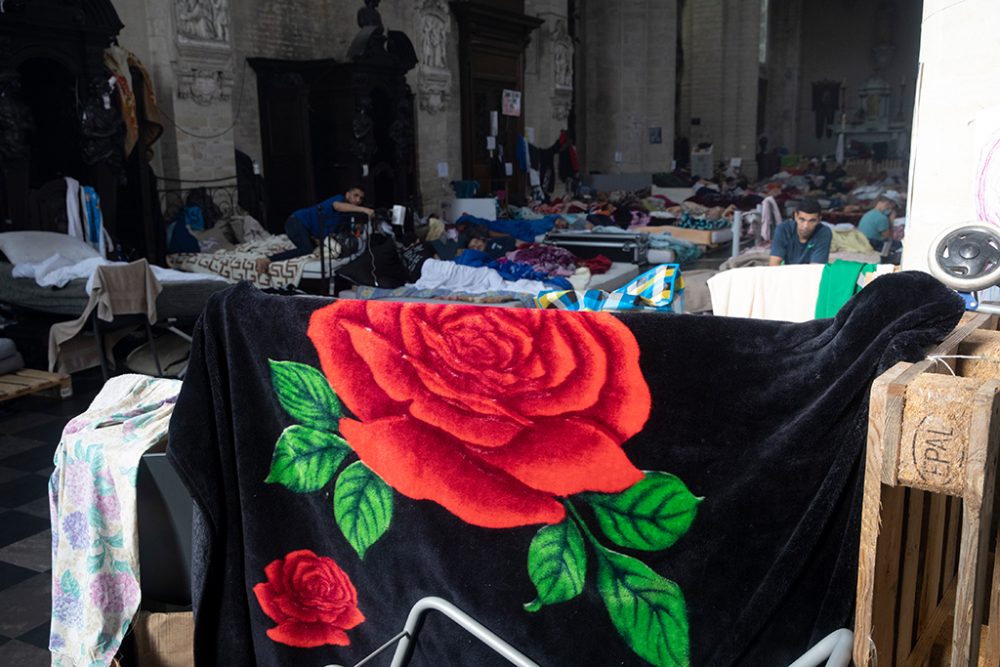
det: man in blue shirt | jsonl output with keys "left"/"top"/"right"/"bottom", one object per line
{"left": 857, "top": 196, "right": 898, "bottom": 251}
{"left": 769, "top": 197, "right": 832, "bottom": 266}
{"left": 262, "top": 187, "right": 374, "bottom": 268}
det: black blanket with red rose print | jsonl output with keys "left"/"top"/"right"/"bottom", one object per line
{"left": 167, "top": 271, "right": 964, "bottom": 667}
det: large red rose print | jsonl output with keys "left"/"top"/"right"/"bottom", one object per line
{"left": 253, "top": 549, "right": 365, "bottom": 648}
{"left": 307, "top": 301, "right": 651, "bottom": 528}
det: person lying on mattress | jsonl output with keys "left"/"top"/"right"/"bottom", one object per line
{"left": 255, "top": 186, "right": 375, "bottom": 273}
{"left": 769, "top": 197, "right": 832, "bottom": 266}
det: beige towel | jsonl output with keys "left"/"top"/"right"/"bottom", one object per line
{"left": 707, "top": 264, "right": 825, "bottom": 322}
{"left": 49, "top": 259, "right": 162, "bottom": 374}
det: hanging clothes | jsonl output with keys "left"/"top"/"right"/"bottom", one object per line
{"left": 80, "top": 186, "right": 108, "bottom": 257}
{"left": 539, "top": 139, "right": 559, "bottom": 194}
{"left": 557, "top": 130, "right": 578, "bottom": 182}
{"left": 104, "top": 46, "right": 139, "bottom": 158}
{"left": 760, "top": 196, "right": 782, "bottom": 243}
{"left": 64, "top": 177, "right": 84, "bottom": 240}
{"left": 49, "top": 375, "right": 182, "bottom": 667}
{"left": 126, "top": 53, "right": 164, "bottom": 159}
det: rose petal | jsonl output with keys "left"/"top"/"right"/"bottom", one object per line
{"left": 476, "top": 417, "right": 644, "bottom": 496}
{"left": 507, "top": 312, "right": 608, "bottom": 416}
{"left": 341, "top": 416, "right": 565, "bottom": 528}
{"left": 267, "top": 621, "right": 350, "bottom": 648}
{"left": 253, "top": 582, "right": 289, "bottom": 624}
{"left": 331, "top": 604, "right": 366, "bottom": 631}
{"left": 335, "top": 319, "right": 526, "bottom": 446}
{"left": 309, "top": 302, "right": 401, "bottom": 422}
{"left": 263, "top": 559, "right": 286, "bottom": 590}
{"left": 274, "top": 592, "right": 324, "bottom": 624}
{"left": 586, "top": 313, "right": 651, "bottom": 439}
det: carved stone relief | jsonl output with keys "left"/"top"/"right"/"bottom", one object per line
{"left": 551, "top": 95, "right": 571, "bottom": 122}
{"left": 416, "top": 0, "right": 451, "bottom": 114}
{"left": 551, "top": 19, "right": 573, "bottom": 91}
{"left": 176, "top": 68, "right": 233, "bottom": 106}
{"left": 176, "top": 0, "right": 230, "bottom": 45}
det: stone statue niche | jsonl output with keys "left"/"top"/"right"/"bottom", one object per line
{"left": 856, "top": 0, "right": 896, "bottom": 131}
{"left": 421, "top": 13, "right": 447, "bottom": 70}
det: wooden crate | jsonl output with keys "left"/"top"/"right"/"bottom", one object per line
{"left": 661, "top": 225, "right": 726, "bottom": 248}
{"left": 0, "top": 369, "right": 73, "bottom": 402}
{"left": 854, "top": 312, "right": 1000, "bottom": 666}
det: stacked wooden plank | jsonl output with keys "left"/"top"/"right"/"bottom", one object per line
{"left": 855, "top": 312, "right": 1000, "bottom": 666}
{"left": 0, "top": 369, "right": 73, "bottom": 402}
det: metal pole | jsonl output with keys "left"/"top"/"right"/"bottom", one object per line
{"left": 731, "top": 210, "right": 742, "bottom": 259}
{"left": 390, "top": 597, "right": 540, "bottom": 667}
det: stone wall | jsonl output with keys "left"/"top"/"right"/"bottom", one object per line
{"left": 761, "top": 0, "right": 802, "bottom": 156}
{"left": 112, "top": 0, "right": 572, "bottom": 215}
{"left": 680, "top": 0, "right": 759, "bottom": 179}
{"left": 795, "top": 0, "right": 922, "bottom": 157}
{"left": 902, "top": 0, "right": 1000, "bottom": 272}
{"left": 580, "top": 0, "right": 676, "bottom": 175}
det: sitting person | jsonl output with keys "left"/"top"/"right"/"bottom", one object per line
{"left": 257, "top": 186, "right": 374, "bottom": 272}
{"left": 769, "top": 197, "right": 832, "bottom": 266}
{"left": 857, "top": 195, "right": 899, "bottom": 252}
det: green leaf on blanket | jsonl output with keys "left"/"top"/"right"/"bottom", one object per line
{"left": 265, "top": 426, "right": 350, "bottom": 493}
{"left": 596, "top": 547, "right": 689, "bottom": 667}
{"left": 586, "top": 472, "right": 702, "bottom": 552}
{"left": 334, "top": 462, "right": 394, "bottom": 560}
{"left": 60, "top": 571, "right": 81, "bottom": 599}
{"left": 524, "top": 520, "right": 587, "bottom": 612}
{"left": 269, "top": 360, "right": 345, "bottom": 431}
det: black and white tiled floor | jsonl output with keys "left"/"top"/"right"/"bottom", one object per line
{"left": 0, "top": 368, "right": 104, "bottom": 666}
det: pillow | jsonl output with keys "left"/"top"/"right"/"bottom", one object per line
{"left": 191, "top": 227, "right": 235, "bottom": 253}
{"left": 0, "top": 231, "right": 101, "bottom": 266}
{"left": 235, "top": 215, "right": 270, "bottom": 243}
{"left": 211, "top": 217, "right": 240, "bottom": 244}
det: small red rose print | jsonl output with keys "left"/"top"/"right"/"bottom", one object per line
{"left": 253, "top": 549, "right": 365, "bottom": 648}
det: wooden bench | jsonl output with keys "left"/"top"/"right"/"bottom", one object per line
{"left": 0, "top": 369, "right": 73, "bottom": 402}
{"left": 855, "top": 312, "right": 1000, "bottom": 666}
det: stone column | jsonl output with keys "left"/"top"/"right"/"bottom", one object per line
{"left": 582, "top": 0, "right": 676, "bottom": 175}
{"left": 524, "top": 0, "right": 573, "bottom": 151}
{"left": 763, "top": 0, "right": 802, "bottom": 157}
{"left": 414, "top": 0, "right": 458, "bottom": 215}
{"left": 169, "top": 0, "right": 236, "bottom": 182}
{"left": 686, "top": 0, "right": 758, "bottom": 179}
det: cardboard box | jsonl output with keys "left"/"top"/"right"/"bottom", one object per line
{"left": 133, "top": 611, "right": 194, "bottom": 667}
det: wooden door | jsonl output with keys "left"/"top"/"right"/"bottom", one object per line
{"left": 250, "top": 61, "right": 316, "bottom": 230}
{"left": 453, "top": 2, "right": 542, "bottom": 203}
{"left": 469, "top": 79, "right": 519, "bottom": 199}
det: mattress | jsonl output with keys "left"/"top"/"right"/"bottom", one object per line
{"left": 648, "top": 248, "right": 676, "bottom": 264}
{"left": 0, "top": 263, "right": 231, "bottom": 320}
{"left": 301, "top": 256, "right": 352, "bottom": 281}
{"left": 588, "top": 262, "right": 642, "bottom": 292}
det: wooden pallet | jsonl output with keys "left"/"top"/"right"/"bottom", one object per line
{"left": 0, "top": 369, "right": 73, "bottom": 402}
{"left": 854, "top": 312, "right": 1000, "bottom": 666}
{"left": 660, "top": 225, "right": 727, "bottom": 248}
